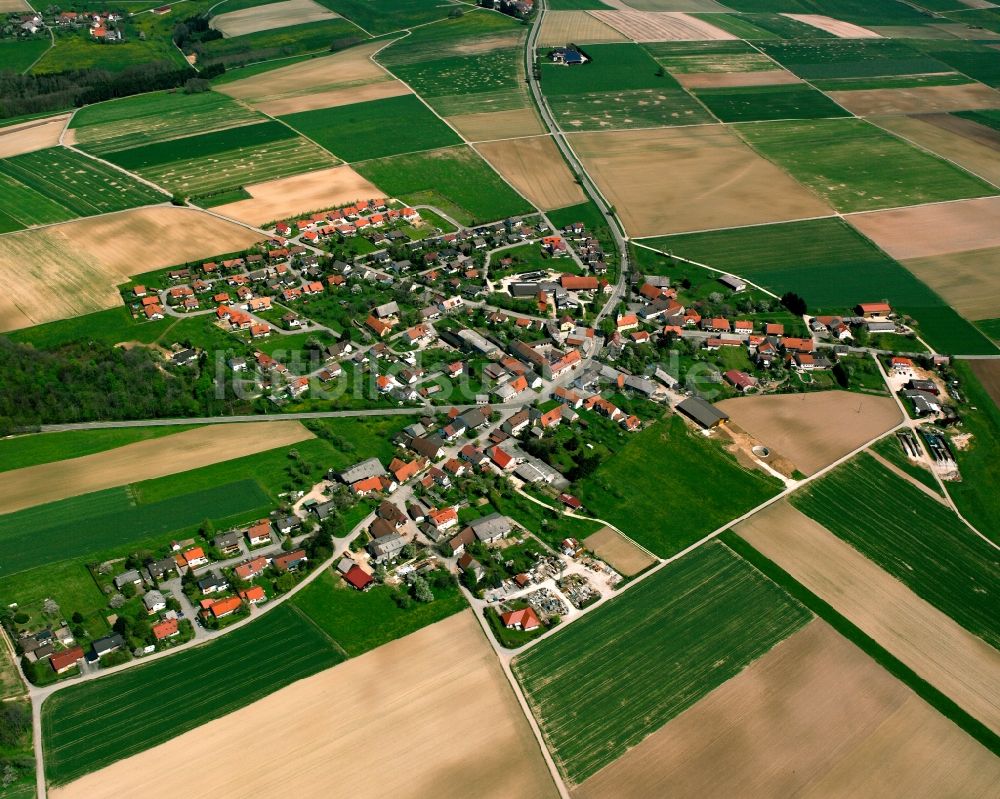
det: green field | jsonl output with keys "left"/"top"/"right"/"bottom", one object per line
{"left": 791, "top": 455, "right": 1000, "bottom": 648}
{"left": 0, "top": 479, "right": 269, "bottom": 577}
{"left": 737, "top": 118, "right": 996, "bottom": 213}
{"left": 281, "top": 95, "right": 462, "bottom": 161}
{"left": 31, "top": 27, "right": 184, "bottom": 74}
{"left": 316, "top": 0, "right": 465, "bottom": 34}
{"left": 717, "top": 0, "right": 932, "bottom": 26}
{"left": 953, "top": 109, "right": 1000, "bottom": 133}
{"left": 870, "top": 436, "right": 941, "bottom": 495}
{"left": 195, "top": 18, "right": 366, "bottom": 67}
{"left": 758, "top": 39, "right": 951, "bottom": 80}
{"left": 912, "top": 40, "right": 1000, "bottom": 89}
{"left": 541, "top": 43, "right": 671, "bottom": 94}
{"left": 0, "top": 36, "right": 50, "bottom": 73}
{"left": 545, "top": 0, "right": 612, "bottom": 8}
{"left": 512, "top": 542, "right": 811, "bottom": 784}
{"left": 354, "top": 146, "right": 532, "bottom": 225}
{"left": 290, "top": 567, "right": 467, "bottom": 657}
{"left": 0, "top": 426, "right": 197, "bottom": 473}
{"left": 695, "top": 12, "right": 836, "bottom": 40}
{"left": 942, "top": 8, "right": 1000, "bottom": 34}
{"left": 71, "top": 90, "right": 265, "bottom": 155}
{"left": 5, "top": 307, "right": 169, "bottom": 349}
{"left": 104, "top": 120, "right": 337, "bottom": 198}
{"left": 0, "top": 147, "right": 165, "bottom": 227}
{"left": 976, "top": 318, "right": 1000, "bottom": 344}
{"left": 575, "top": 415, "right": 783, "bottom": 557}
{"left": 642, "top": 218, "right": 997, "bottom": 355}
{"left": 642, "top": 40, "right": 779, "bottom": 73}
{"left": 41, "top": 605, "right": 344, "bottom": 785}
{"left": 693, "top": 83, "right": 849, "bottom": 122}
{"left": 810, "top": 73, "right": 973, "bottom": 91}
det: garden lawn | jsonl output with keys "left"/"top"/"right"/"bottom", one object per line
{"left": 575, "top": 414, "right": 783, "bottom": 557}
{"left": 41, "top": 605, "right": 344, "bottom": 786}
{"left": 737, "top": 118, "right": 996, "bottom": 213}
{"left": 513, "top": 541, "right": 810, "bottom": 784}
{"left": 0, "top": 147, "right": 165, "bottom": 227}
{"left": 280, "top": 95, "right": 461, "bottom": 161}
{"left": 791, "top": 455, "right": 1000, "bottom": 648}
{"left": 693, "top": 84, "right": 849, "bottom": 122}
{"left": 353, "top": 146, "right": 533, "bottom": 225}
{"left": 643, "top": 218, "right": 995, "bottom": 355}
{"left": 290, "top": 568, "right": 467, "bottom": 657}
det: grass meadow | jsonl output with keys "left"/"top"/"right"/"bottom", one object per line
{"left": 280, "top": 94, "right": 462, "bottom": 161}
{"left": 195, "top": 18, "right": 366, "bottom": 67}
{"left": 869, "top": 437, "right": 941, "bottom": 496}
{"left": 912, "top": 40, "right": 1000, "bottom": 88}
{"left": 41, "top": 605, "right": 345, "bottom": 786}
{"left": 0, "top": 147, "right": 165, "bottom": 227}
{"left": 575, "top": 415, "right": 783, "bottom": 557}
{"left": 0, "top": 37, "right": 50, "bottom": 73}
{"left": 693, "top": 83, "right": 849, "bottom": 122}
{"left": 717, "top": 0, "right": 931, "bottom": 27}
{"left": 354, "top": 146, "right": 533, "bottom": 225}
{"left": 643, "top": 40, "right": 778, "bottom": 73}
{"left": 290, "top": 568, "right": 467, "bottom": 657}
{"left": 695, "top": 12, "right": 835, "bottom": 40}
{"left": 541, "top": 43, "right": 670, "bottom": 94}
{"left": 791, "top": 455, "right": 1000, "bottom": 649}
{"left": 758, "top": 39, "right": 951, "bottom": 80}
{"left": 643, "top": 218, "right": 996, "bottom": 355}
{"left": 737, "top": 118, "right": 997, "bottom": 212}
{"left": 316, "top": 0, "right": 463, "bottom": 34}
{"left": 512, "top": 542, "right": 811, "bottom": 784}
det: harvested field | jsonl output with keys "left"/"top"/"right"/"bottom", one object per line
{"left": 901, "top": 246, "right": 1000, "bottom": 320}
{"left": 735, "top": 501, "right": 1000, "bottom": 734}
{"left": 255, "top": 80, "right": 409, "bottom": 116}
{"left": 51, "top": 612, "right": 559, "bottom": 799}
{"left": 716, "top": 391, "right": 901, "bottom": 476}
{"left": 474, "top": 136, "right": 585, "bottom": 210}
{"left": 969, "top": 359, "right": 1000, "bottom": 407}
{"left": 583, "top": 526, "right": 656, "bottom": 575}
{"left": 537, "top": 11, "right": 627, "bottom": 45}
{"left": 781, "top": 14, "right": 882, "bottom": 39}
{"left": 567, "top": 125, "right": 831, "bottom": 237}
{"left": 590, "top": 10, "right": 736, "bottom": 41}
{"left": 0, "top": 207, "right": 262, "bottom": 333}
{"left": 0, "top": 0, "right": 27, "bottom": 8}
{"left": 446, "top": 107, "right": 545, "bottom": 141}
{"left": 0, "top": 114, "right": 69, "bottom": 159}
{"left": 872, "top": 113, "right": 1000, "bottom": 188}
{"left": 829, "top": 83, "right": 1000, "bottom": 116}
{"left": 846, "top": 196, "right": 1000, "bottom": 259}
{"left": 217, "top": 41, "right": 395, "bottom": 106}
{"left": 574, "top": 619, "right": 1000, "bottom": 799}
{"left": 675, "top": 70, "right": 802, "bottom": 88}
{"left": 212, "top": 164, "right": 381, "bottom": 226}
{"left": 0, "top": 422, "right": 313, "bottom": 515}
{"left": 210, "top": 0, "right": 338, "bottom": 37}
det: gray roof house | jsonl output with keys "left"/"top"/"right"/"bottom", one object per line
{"left": 337, "top": 457, "right": 386, "bottom": 484}
{"left": 91, "top": 634, "right": 125, "bottom": 659}
{"left": 142, "top": 590, "right": 166, "bottom": 613}
{"left": 367, "top": 532, "right": 406, "bottom": 563}
{"left": 469, "top": 512, "right": 513, "bottom": 543}
{"left": 214, "top": 531, "right": 243, "bottom": 553}
{"left": 113, "top": 570, "right": 142, "bottom": 590}
{"left": 147, "top": 557, "right": 177, "bottom": 581}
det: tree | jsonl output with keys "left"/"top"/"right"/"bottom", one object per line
{"left": 71, "top": 611, "right": 84, "bottom": 624}
{"left": 412, "top": 576, "right": 434, "bottom": 603}
{"left": 401, "top": 542, "right": 418, "bottom": 560}
{"left": 109, "top": 593, "right": 126, "bottom": 609}
{"left": 42, "top": 598, "right": 59, "bottom": 616}
{"left": 275, "top": 573, "right": 296, "bottom": 593}
{"left": 781, "top": 291, "right": 807, "bottom": 316}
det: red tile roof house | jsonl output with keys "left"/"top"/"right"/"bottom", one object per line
{"left": 724, "top": 370, "right": 758, "bottom": 392}
{"left": 210, "top": 596, "right": 243, "bottom": 620}
{"left": 616, "top": 314, "right": 639, "bottom": 332}
{"left": 501, "top": 607, "right": 541, "bottom": 632}
{"left": 856, "top": 301, "right": 892, "bottom": 318}
{"left": 489, "top": 445, "right": 516, "bottom": 471}
{"left": 239, "top": 586, "right": 267, "bottom": 605}
{"left": 273, "top": 549, "right": 308, "bottom": 572}
{"left": 152, "top": 618, "right": 180, "bottom": 641}
{"left": 428, "top": 506, "right": 459, "bottom": 531}
{"left": 235, "top": 556, "right": 269, "bottom": 581}
{"left": 50, "top": 646, "right": 85, "bottom": 674}
{"left": 343, "top": 564, "right": 374, "bottom": 591}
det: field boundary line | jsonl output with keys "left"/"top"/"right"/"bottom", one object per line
{"left": 632, "top": 239, "right": 779, "bottom": 298}
{"left": 629, "top": 210, "right": 839, "bottom": 241}
{"left": 285, "top": 602, "right": 349, "bottom": 659}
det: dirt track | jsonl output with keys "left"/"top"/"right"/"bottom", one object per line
{"left": 574, "top": 618, "right": 1000, "bottom": 799}
{"left": 51, "top": 611, "right": 558, "bottom": 799}
{"left": 735, "top": 502, "right": 1000, "bottom": 734}
{"left": 583, "top": 527, "right": 655, "bottom": 576}
{"left": 475, "top": 136, "right": 586, "bottom": 210}
{"left": 212, "top": 165, "right": 382, "bottom": 226}
{"left": 0, "top": 207, "right": 263, "bottom": 333}
{"left": 847, "top": 196, "right": 1000, "bottom": 259}
{"left": 715, "top": 391, "right": 901, "bottom": 476}
{"left": 0, "top": 114, "right": 69, "bottom": 159}
{"left": 0, "top": 422, "right": 313, "bottom": 514}
{"left": 568, "top": 125, "right": 831, "bottom": 236}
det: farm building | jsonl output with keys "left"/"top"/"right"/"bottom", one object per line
{"left": 677, "top": 397, "right": 729, "bottom": 429}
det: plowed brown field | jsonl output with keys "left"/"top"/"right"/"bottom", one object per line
{"left": 474, "top": 136, "right": 585, "bottom": 210}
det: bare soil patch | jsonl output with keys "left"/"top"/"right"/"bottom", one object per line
{"left": 969, "top": 359, "right": 1000, "bottom": 407}
{"left": 0, "top": 114, "right": 70, "bottom": 159}
{"left": 583, "top": 526, "right": 656, "bottom": 576}
{"left": 0, "top": 207, "right": 262, "bottom": 333}
{"left": 51, "top": 612, "right": 559, "bottom": 799}
{"left": 0, "top": 422, "right": 313, "bottom": 515}
{"left": 212, "top": 164, "right": 382, "bottom": 226}
{"left": 829, "top": 83, "right": 1000, "bottom": 117}
{"left": 781, "top": 13, "right": 882, "bottom": 39}
{"left": 675, "top": 70, "right": 802, "bottom": 89}
{"left": 901, "top": 246, "right": 1000, "bottom": 320}
{"left": 218, "top": 41, "right": 393, "bottom": 105}
{"left": 574, "top": 618, "right": 1000, "bottom": 799}
{"left": 0, "top": 0, "right": 28, "bottom": 9}
{"left": 846, "top": 196, "right": 1000, "bottom": 259}
{"left": 255, "top": 80, "right": 409, "bottom": 116}
{"left": 589, "top": 10, "right": 736, "bottom": 42}
{"left": 474, "top": 135, "right": 585, "bottom": 210}
{"left": 446, "top": 107, "right": 546, "bottom": 141}
{"left": 210, "top": 0, "right": 338, "bottom": 38}
{"left": 735, "top": 501, "right": 1000, "bottom": 734}
{"left": 872, "top": 113, "right": 1000, "bottom": 189}
{"left": 538, "top": 11, "right": 627, "bottom": 46}
{"left": 568, "top": 125, "right": 831, "bottom": 237}
{"left": 715, "top": 391, "right": 901, "bottom": 476}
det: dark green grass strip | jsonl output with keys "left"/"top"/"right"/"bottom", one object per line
{"left": 721, "top": 531, "right": 1000, "bottom": 757}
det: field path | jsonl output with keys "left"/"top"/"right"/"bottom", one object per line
{"left": 866, "top": 450, "right": 948, "bottom": 506}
